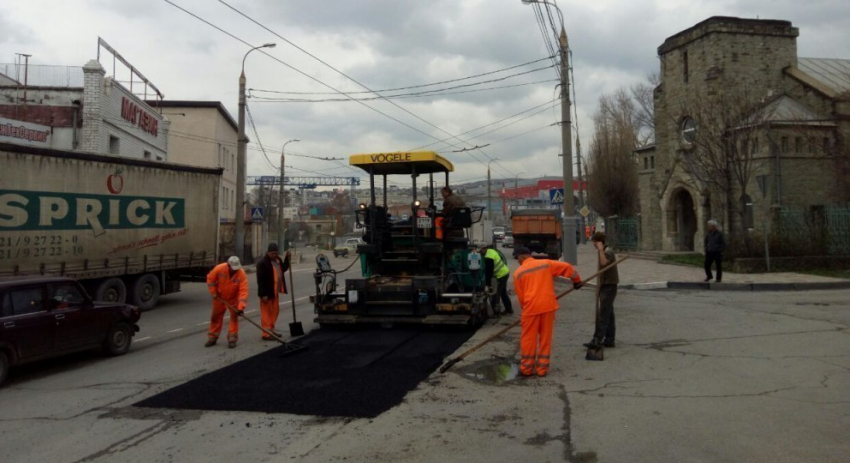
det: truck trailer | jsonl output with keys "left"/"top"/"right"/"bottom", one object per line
{"left": 0, "top": 143, "right": 222, "bottom": 310}
{"left": 511, "top": 208, "right": 562, "bottom": 259}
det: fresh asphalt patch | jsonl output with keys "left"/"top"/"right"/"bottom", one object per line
{"left": 135, "top": 327, "right": 475, "bottom": 418}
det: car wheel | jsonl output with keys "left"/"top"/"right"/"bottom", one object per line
{"left": 103, "top": 322, "right": 133, "bottom": 356}
{"left": 130, "top": 273, "right": 160, "bottom": 311}
{"left": 95, "top": 278, "right": 127, "bottom": 303}
{"left": 0, "top": 351, "right": 9, "bottom": 387}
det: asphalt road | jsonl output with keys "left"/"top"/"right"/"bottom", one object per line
{"left": 0, "top": 249, "right": 848, "bottom": 463}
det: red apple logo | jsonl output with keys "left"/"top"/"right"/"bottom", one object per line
{"left": 107, "top": 169, "right": 124, "bottom": 194}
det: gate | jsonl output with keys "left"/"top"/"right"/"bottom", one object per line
{"left": 606, "top": 216, "right": 639, "bottom": 250}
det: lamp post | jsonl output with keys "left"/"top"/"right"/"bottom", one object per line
{"left": 514, "top": 172, "right": 524, "bottom": 210}
{"left": 277, "top": 138, "right": 300, "bottom": 250}
{"left": 521, "top": 0, "right": 576, "bottom": 263}
{"left": 235, "top": 42, "right": 275, "bottom": 262}
{"left": 487, "top": 158, "right": 499, "bottom": 222}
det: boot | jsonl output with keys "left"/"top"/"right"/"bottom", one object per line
{"left": 228, "top": 340, "right": 237, "bottom": 349}
{"left": 583, "top": 338, "right": 602, "bottom": 349}
{"left": 205, "top": 339, "right": 217, "bottom": 347}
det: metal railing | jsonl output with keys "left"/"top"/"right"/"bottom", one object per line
{"left": 0, "top": 63, "right": 84, "bottom": 88}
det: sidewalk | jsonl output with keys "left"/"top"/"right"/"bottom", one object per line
{"left": 572, "top": 243, "right": 850, "bottom": 291}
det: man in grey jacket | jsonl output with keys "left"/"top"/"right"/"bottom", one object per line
{"left": 704, "top": 220, "right": 726, "bottom": 282}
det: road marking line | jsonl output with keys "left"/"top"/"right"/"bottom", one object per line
{"left": 280, "top": 296, "right": 311, "bottom": 307}
{"left": 136, "top": 336, "right": 151, "bottom": 342}
{"left": 246, "top": 309, "right": 259, "bottom": 314}
{"left": 167, "top": 328, "right": 184, "bottom": 333}
{"left": 196, "top": 321, "right": 210, "bottom": 326}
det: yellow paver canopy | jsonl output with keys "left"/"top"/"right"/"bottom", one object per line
{"left": 349, "top": 151, "right": 454, "bottom": 176}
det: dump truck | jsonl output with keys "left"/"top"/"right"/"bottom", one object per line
{"left": 0, "top": 143, "right": 222, "bottom": 310}
{"left": 511, "top": 208, "right": 562, "bottom": 259}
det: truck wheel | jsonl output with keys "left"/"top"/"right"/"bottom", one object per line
{"left": 0, "top": 351, "right": 9, "bottom": 387}
{"left": 103, "top": 322, "right": 133, "bottom": 356}
{"left": 130, "top": 274, "right": 160, "bottom": 311}
{"left": 95, "top": 278, "right": 127, "bottom": 303}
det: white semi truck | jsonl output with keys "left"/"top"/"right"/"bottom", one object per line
{"left": 0, "top": 143, "right": 222, "bottom": 310}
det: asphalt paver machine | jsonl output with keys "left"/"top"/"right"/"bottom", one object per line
{"left": 312, "top": 151, "right": 489, "bottom": 327}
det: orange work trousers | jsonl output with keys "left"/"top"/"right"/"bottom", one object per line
{"left": 260, "top": 297, "right": 280, "bottom": 338}
{"left": 209, "top": 299, "right": 239, "bottom": 341}
{"left": 520, "top": 311, "right": 556, "bottom": 376}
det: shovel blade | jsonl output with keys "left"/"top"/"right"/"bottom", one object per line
{"left": 585, "top": 346, "right": 604, "bottom": 361}
{"left": 289, "top": 322, "right": 305, "bottom": 337}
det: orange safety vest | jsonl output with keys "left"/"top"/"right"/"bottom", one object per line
{"left": 513, "top": 258, "right": 581, "bottom": 317}
{"left": 206, "top": 263, "right": 249, "bottom": 310}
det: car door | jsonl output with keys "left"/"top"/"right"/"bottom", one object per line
{"left": 0, "top": 286, "right": 53, "bottom": 361}
{"left": 51, "top": 282, "right": 101, "bottom": 351}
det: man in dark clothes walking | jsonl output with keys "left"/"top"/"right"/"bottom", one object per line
{"left": 256, "top": 243, "right": 291, "bottom": 340}
{"left": 584, "top": 232, "right": 618, "bottom": 349}
{"left": 704, "top": 219, "right": 725, "bottom": 283}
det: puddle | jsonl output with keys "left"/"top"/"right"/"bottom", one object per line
{"left": 461, "top": 360, "right": 521, "bottom": 385}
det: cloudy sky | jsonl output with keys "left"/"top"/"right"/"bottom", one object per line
{"left": 3, "top": 0, "right": 849, "bottom": 188}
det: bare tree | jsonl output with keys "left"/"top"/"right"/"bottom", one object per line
{"left": 587, "top": 89, "right": 640, "bottom": 217}
{"left": 631, "top": 73, "right": 659, "bottom": 146}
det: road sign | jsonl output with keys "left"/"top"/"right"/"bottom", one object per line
{"left": 250, "top": 207, "right": 264, "bottom": 222}
{"left": 580, "top": 206, "right": 590, "bottom": 217}
{"left": 549, "top": 188, "right": 565, "bottom": 205}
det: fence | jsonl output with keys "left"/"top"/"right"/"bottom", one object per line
{"left": 0, "top": 64, "right": 84, "bottom": 88}
{"left": 606, "top": 215, "right": 640, "bottom": 250}
{"left": 777, "top": 206, "right": 850, "bottom": 255}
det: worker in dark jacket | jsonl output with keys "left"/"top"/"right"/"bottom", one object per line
{"left": 256, "top": 243, "right": 291, "bottom": 340}
{"left": 704, "top": 220, "right": 725, "bottom": 283}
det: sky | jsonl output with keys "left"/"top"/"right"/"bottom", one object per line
{"left": 3, "top": 0, "right": 850, "bottom": 189}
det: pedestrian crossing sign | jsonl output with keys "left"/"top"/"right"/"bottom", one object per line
{"left": 251, "top": 207, "right": 264, "bottom": 222}
{"left": 549, "top": 188, "right": 565, "bottom": 205}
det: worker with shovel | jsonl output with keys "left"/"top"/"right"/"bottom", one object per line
{"left": 256, "top": 243, "right": 291, "bottom": 340}
{"left": 206, "top": 256, "right": 249, "bottom": 348}
{"left": 584, "top": 232, "right": 619, "bottom": 351}
{"left": 513, "top": 247, "right": 583, "bottom": 377}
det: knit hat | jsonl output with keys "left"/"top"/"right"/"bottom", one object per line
{"left": 267, "top": 242, "right": 279, "bottom": 252}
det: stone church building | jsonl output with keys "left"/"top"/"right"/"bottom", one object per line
{"left": 638, "top": 16, "right": 850, "bottom": 252}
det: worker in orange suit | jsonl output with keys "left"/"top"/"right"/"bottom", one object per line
{"left": 205, "top": 256, "right": 249, "bottom": 349}
{"left": 585, "top": 224, "right": 591, "bottom": 241}
{"left": 255, "top": 243, "right": 291, "bottom": 340}
{"left": 513, "top": 247, "right": 583, "bottom": 377}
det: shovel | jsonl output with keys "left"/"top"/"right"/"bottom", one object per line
{"left": 287, "top": 259, "right": 305, "bottom": 337}
{"left": 585, "top": 288, "right": 604, "bottom": 361}
{"left": 214, "top": 296, "right": 308, "bottom": 357}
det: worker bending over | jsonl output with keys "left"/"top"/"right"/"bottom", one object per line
{"left": 206, "top": 256, "right": 249, "bottom": 348}
{"left": 513, "top": 247, "right": 583, "bottom": 377}
{"left": 481, "top": 245, "right": 513, "bottom": 314}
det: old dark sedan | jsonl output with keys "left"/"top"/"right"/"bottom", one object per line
{"left": 0, "top": 276, "right": 141, "bottom": 386}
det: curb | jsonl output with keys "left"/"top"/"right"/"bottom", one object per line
{"left": 623, "top": 281, "right": 850, "bottom": 291}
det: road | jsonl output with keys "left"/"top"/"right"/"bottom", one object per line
{"left": 0, "top": 249, "right": 848, "bottom": 463}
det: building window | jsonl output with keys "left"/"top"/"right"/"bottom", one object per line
{"left": 680, "top": 117, "right": 697, "bottom": 144}
{"left": 644, "top": 157, "right": 649, "bottom": 170}
{"left": 109, "top": 136, "right": 120, "bottom": 155}
{"left": 316, "top": 224, "right": 322, "bottom": 231}
{"left": 795, "top": 137, "right": 803, "bottom": 154}
{"left": 823, "top": 137, "right": 830, "bottom": 154}
{"left": 781, "top": 137, "right": 789, "bottom": 153}
{"left": 683, "top": 50, "right": 689, "bottom": 83}
{"left": 741, "top": 194, "right": 754, "bottom": 230}
{"left": 144, "top": 151, "right": 151, "bottom": 160}
{"left": 651, "top": 156, "right": 655, "bottom": 169}
{"left": 751, "top": 137, "right": 759, "bottom": 155}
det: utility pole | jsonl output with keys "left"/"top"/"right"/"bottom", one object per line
{"left": 559, "top": 28, "right": 577, "bottom": 264}
{"left": 576, "top": 136, "right": 585, "bottom": 244}
{"left": 235, "top": 43, "right": 275, "bottom": 262}
{"left": 278, "top": 139, "right": 299, "bottom": 250}
{"left": 487, "top": 158, "right": 498, "bottom": 223}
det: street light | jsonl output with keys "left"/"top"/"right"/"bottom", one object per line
{"left": 487, "top": 158, "right": 499, "bottom": 222}
{"left": 278, "top": 138, "right": 300, "bottom": 250}
{"left": 514, "top": 172, "right": 524, "bottom": 211}
{"left": 235, "top": 42, "right": 275, "bottom": 262}
{"left": 521, "top": 0, "right": 576, "bottom": 263}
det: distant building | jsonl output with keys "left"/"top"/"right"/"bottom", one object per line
{"left": 0, "top": 59, "right": 168, "bottom": 160}
{"left": 639, "top": 17, "right": 850, "bottom": 251}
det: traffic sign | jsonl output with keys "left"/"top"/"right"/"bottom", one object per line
{"left": 549, "top": 188, "right": 565, "bottom": 205}
{"left": 580, "top": 206, "right": 590, "bottom": 217}
{"left": 250, "top": 207, "right": 264, "bottom": 222}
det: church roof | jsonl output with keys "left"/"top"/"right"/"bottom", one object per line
{"left": 798, "top": 58, "right": 850, "bottom": 95}
{"left": 743, "top": 94, "right": 835, "bottom": 127}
